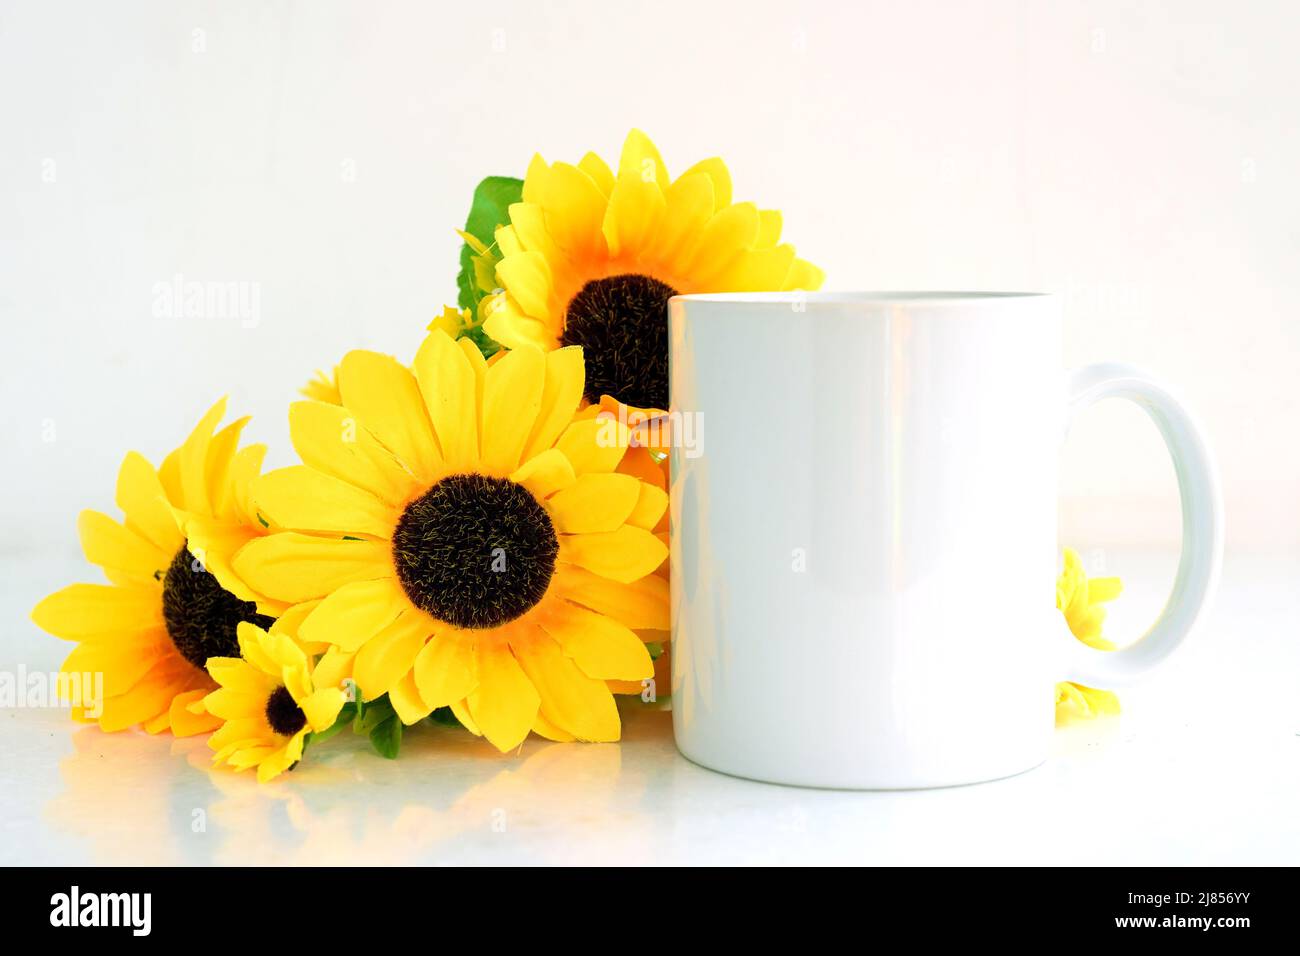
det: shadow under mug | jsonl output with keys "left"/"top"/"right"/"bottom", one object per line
{"left": 667, "top": 292, "right": 1222, "bottom": 789}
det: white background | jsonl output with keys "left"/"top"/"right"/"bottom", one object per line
{"left": 2, "top": 1, "right": 1297, "bottom": 558}
{"left": 1, "top": 0, "right": 1297, "bottom": 868}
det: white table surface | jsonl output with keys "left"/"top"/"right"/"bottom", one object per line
{"left": 2, "top": 549, "right": 1296, "bottom": 866}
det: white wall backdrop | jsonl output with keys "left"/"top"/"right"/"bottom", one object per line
{"left": 2, "top": 0, "right": 1296, "bottom": 558}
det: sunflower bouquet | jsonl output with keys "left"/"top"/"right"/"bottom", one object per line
{"left": 32, "top": 130, "right": 1120, "bottom": 783}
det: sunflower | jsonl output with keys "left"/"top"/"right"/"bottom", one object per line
{"left": 1055, "top": 547, "right": 1123, "bottom": 723}
{"left": 477, "top": 129, "right": 823, "bottom": 414}
{"left": 30, "top": 399, "right": 281, "bottom": 735}
{"left": 203, "top": 622, "right": 347, "bottom": 783}
{"left": 236, "top": 329, "right": 670, "bottom": 752}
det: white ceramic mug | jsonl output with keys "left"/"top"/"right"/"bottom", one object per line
{"left": 667, "top": 292, "right": 1222, "bottom": 789}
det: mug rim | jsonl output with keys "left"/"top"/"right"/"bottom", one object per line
{"left": 671, "top": 290, "right": 1053, "bottom": 306}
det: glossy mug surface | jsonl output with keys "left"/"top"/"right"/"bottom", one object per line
{"left": 667, "top": 292, "right": 1221, "bottom": 789}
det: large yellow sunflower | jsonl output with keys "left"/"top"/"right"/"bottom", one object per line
{"left": 478, "top": 129, "right": 824, "bottom": 413}
{"left": 204, "top": 622, "right": 347, "bottom": 783}
{"left": 30, "top": 399, "right": 281, "bottom": 735}
{"left": 236, "top": 329, "right": 671, "bottom": 752}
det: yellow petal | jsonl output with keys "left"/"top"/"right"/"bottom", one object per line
{"left": 510, "top": 448, "right": 576, "bottom": 500}
{"left": 283, "top": 664, "right": 313, "bottom": 706}
{"left": 256, "top": 736, "right": 305, "bottom": 783}
{"left": 686, "top": 202, "right": 760, "bottom": 284}
{"left": 251, "top": 623, "right": 310, "bottom": 674}
{"left": 625, "top": 481, "right": 668, "bottom": 530}
{"left": 539, "top": 599, "right": 653, "bottom": 681}
{"left": 648, "top": 172, "right": 714, "bottom": 272}
{"left": 495, "top": 221, "right": 523, "bottom": 259}
{"left": 115, "top": 451, "right": 184, "bottom": 555}
{"left": 546, "top": 473, "right": 640, "bottom": 533}
{"left": 618, "top": 129, "right": 670, "bottom": 194}
{"left": 520, "top": 152, "right": 550, "bottom": 204}
{"left": 32, "top": 583, "right": 161, "bottom": 640}
{"left": 537, "top": 162, "right": 608, "bottom": 264}
{"left": 479, "top": 346, "right": 546, "bottom": 474}
{"left": 141, "top": 710, "right": 172, "bottom": 734}
{"left": 467, "top": 641, "right": 539, "bottom": 752}
{"left": 182, "top": 515, "right": 264, "bottom": 605}
{"left": 288, "top": 400, "right": 419, "bottom": 507}
{"left": 577, "top": 150, "right": 615, "bottom": 196}
{"left": 450, "top": 697, "right": 481, "bottom": 736}
{"left": 495, "top": 251, "right": 555, "bottom": 325}
{"left": 78, "top": 510, "right": 168, "bottom": 579}
{"left": 678, "top": 156, "right": 732, "bottom": 212}
{"left": 176, "top": 397, "right": 227, "bottom": 514}
{"left": 233, "top": 622, "right": 282, "bottom": 679}
{"left": 209, "top": 717, "right": 267, "bottom": 756}
{"left": 228, "top": 744, "right": 276, "bottom": 771}
{"left": 158, "top": 448, "right": 184, "bottom": 510}
{"left": 205, "top": 415, "right": 250, "bottom": 518}
{"left": 554, "top": 418, "right": 627, "bottom": 476}
{"left": 225, "top": 444, "right": 268, "bottom": 527}
{"left": 756, "top": 208, "right": 782, "bottom": 248}
{"left": 602, "top": 175, "right": 665, "bottom": 260}
{"left": 553, "top": 564, "right": 669, "bottom": 631}
{"left": 711, "top": 245, "right": 797, "bottom": 294}
{"left": 336, "top": 350, "right": 441, "bottom": 482}
{"left": 254, "top": 466, "right": 395, "bottom": 539}
{"left": 268, "top": 600, "right": 318, "bottom": 641}
{"left": 617, "top": 444, "right": 668, "bottom": 491}
{"left": 459, "top": 336, "right": 489, "bottom": 380}
{"left": 532, "top": 711, "right": 576, "bottom": 742}
{"left": 352, "top": 612, "right": 431, "bottom": 701}
{"left": 387, "top": 669, "right": 433, "bottom": 725}
{"left": 784, "top": 257, "right": 825, "bottom": 291}
{"left": 483, "top": 297, "right": 561, "bottom": 352}
{"left": 203, "top": 682, "right": 269, "bottom": 720}
{"left": 169, "top": 688, "right": 221, "bottom": 736}
{"left": 59, "top": 627, "right": 172, "bottom": 697}
{"left": 206, "top": 656, "right": 278, "bottom": 695}
{"left": 311, "top": 645, "right": 356, "bottom": 692}
{"left": 1055, "top": 682, "right": 1121, "bottom": 724}
{"left": 507, "top": 202, "right": 566, "bottom": 264}
{"left": 299, "top": 686, "right": 347, "bottom": 731}
{"left": 301, "top": 367, "right": 342, "bottom": 405}
{"left": 1087, "top": 577, "right": 1123, "bottom": 604}
{"left": 521, "top": 347, "right": 585, "bottom": 461}
{"left": 298, "top": 577, "right": 409, "bottom": 653}
{"left": 412, "top": 631, "right": 477, "bottom": 710}
{"left": 513, "top": 627, "right": 621, "bottom": 742}
{"left": 232, "top": 533, "right": 391, "bottom": 605}
{"left": 559, "top": 526, "right": 667, "bottom": 584}
{"left": 97, "top": 659, "right": 194, "bottom": 732}
{"left": 412, "top": 329, "right": 479, "bottom": 470}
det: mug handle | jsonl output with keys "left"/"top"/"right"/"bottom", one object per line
{"left": 1060, "top": 362, "right": 1224, "bottom": 687}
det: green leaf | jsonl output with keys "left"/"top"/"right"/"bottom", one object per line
{"left": 463, "top": 323, "right": 502, "bottom": 359}
{"left": 369, "top": 715, "right": 403, "bottom": 759}
{"left": 454, "top": 176, "right": 523, "bottom": 360}
{"left": 427, "top": 706, "right": 459, "bottom": 727}
{"left": 353, "top": 695, "right": 395, "bottom": 735}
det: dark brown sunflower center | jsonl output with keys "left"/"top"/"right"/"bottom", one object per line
{"left": 162, "top": 546, "right": 273, "bottom": 669}
{"left": 392, "top": 474, "right": 558, "bottom": 630}
{"left": 265, "top": 685, "right": 307, "bottom": 736}
{"left": 560, "top": 273, "right": 677, "bottom": 409}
